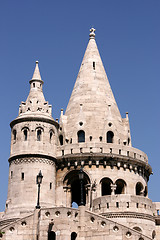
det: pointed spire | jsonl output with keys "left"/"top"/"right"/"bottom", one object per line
{"left": 32, "top": 61, "right": 42, "bottom": 81}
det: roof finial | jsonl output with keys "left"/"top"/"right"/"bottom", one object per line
{"left": 89, "top": 27, "right": 96, "bottom": 39}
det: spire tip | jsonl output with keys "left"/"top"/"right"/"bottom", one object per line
{"left": 89, "top": 27, "right": 96, "bottom": 39}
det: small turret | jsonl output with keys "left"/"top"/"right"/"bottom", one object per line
{"left": 6, "top": 61, "right": 58, "bottom": 217}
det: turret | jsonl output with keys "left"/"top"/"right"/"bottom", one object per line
{"left": 6, "top": 61, "right": 58, "bottom": 217}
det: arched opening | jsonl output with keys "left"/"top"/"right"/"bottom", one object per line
{"left": 13, "top": 129, "right": 17, "bottom": 141}
{"left": 100, "top": 178, "right": 113, "bottom": 196}
{"left": 37, "top": 129, "right": 42, "bottom": 141}
{"left": 49, "top": 130, "right": 54, "bottom": 143}
{"left": 59, "top": 135, "right": 63, "bottom": 145}
{"left": 63, "top": 170, "right": 90, "bottom": 207}
{"left": 71, "top": 232, "right": 77, "bottom": 240}
{"left": 77, "top": 130, "right": 85, "bottom": 143}
{"left": 107, "top": 131, "right": 114, "bottom": 143}
{"left": 136, "top": 182, "right": 144, "bottom": 196}
{"left": 48, "top": 231, "right": 56, "bottom": 240}
{"left": 128, "top": 138, "right": 130, "bottom": 145}
{"left": 115, "top": 179, "right": 126, "bottom": 194}
{"left": 24, "top": 129, "right": 28, "bottom": 141}
{"left": 133, "top": 226, "right": 142, "bottom": 232}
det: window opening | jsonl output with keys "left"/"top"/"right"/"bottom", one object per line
{"left": 13, "top": 130, "right": 17, "bottom": 141}
{"left": 24, "top": 129, "right": 28, "bottom": 141}
{"left": 93, "top": 62, "right": 95, "bottom": 70}
{"left": 48, "top": 231, "right": 56, "bottom": 240}
{"left": 71, "top": 232, "right": 77, "bottom": 240}
{"left": 21, "top": 172, "right": 24, "bottom": 180}
{"left": 116, "top": 202, "right": 119, "bottom": 208}
{"left": 11, "top": 171, "right": 13, "bottom": 179}
{"left": 50, "top": 131, "right": 53, "bottom": 142}
{"left": 115, "top": 179, "right": 126, "bottom": 194}
{"left": 101, "top": 178, "right": 112, "bottom": 196}
{"left": 37, "top": 129, "right": 42, "bottom": 141}
{"left": 77, "top": 130, "right": 85, "bottom": 143}
{"left": 59, "top": 135, "right": 63, "bottom": 145}
{"left": 136, "top": 182, "right": 143, "bottom": 195}
{"left": 50, "top": 183, "right": 52, "bottom": 190}
{"left": 33, "top": 83, "right": 35, "bottom": 88}
{"left": 107, "top": 131, "right": 114, "bottom": 143}
{"left": 89, "top": 136, "right": 92, "bottom": 141}
{"left": 99, "top": 136, "right": 102, "bottom": 141}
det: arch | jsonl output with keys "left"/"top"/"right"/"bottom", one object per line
{"left": 133, "top": 226, "right": 142, "bottom": 232}
{"left": 115, "top": 179, "right": 126, "bottom": 194}
{"left": 48, "top": 231, "right": 56, "bottom": 240}
{"left": 63, "top": 170, "right": 90, "bottom": 206}
{"left": 136, "top": 182, "right": 144, "bottom": 195}
{"left": 59, "top": 135, "right": 63, "bottom": 145}
{"left": 77, "top": 130, "right": 85, "bottom": 143}
{"left": 100, "top": 178, "right": 113, "bottom": 196}
{"left": 107, "top": 131, "right": 114, "bottom": 143}
{"left": 71, "top": 232, "right": 77, "bottom": 240}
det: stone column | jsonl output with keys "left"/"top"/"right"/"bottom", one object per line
{"left": 111, "top": 184, "right": 116, "bottom": 195}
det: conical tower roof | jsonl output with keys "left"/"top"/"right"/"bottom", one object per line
{"left": 65, "top": 28, "right": 121, "bottom": 121}
{"left": 17, "top": 61, "right": 53, "bottom": 120}
{"left": 62, "top": 28, "right": 129, "bottom": 145}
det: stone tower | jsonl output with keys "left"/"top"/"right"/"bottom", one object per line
{"left": 6, "top": 61, "right": 58, "bottom": 217}
{"left": 0, "top": 28, "right": 159, "bottom": 240}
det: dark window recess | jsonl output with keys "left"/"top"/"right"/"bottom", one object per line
{"left": 48, "top": 231, "right": 56, "bottom": 240}
{"left": 99, "top": 136, "right": 102, "bottom": 141}
{"left": 107, "top": 203, "right": 109, "bottom": 208}
{"left": 89, "top": 136, "right": 92, "bottom": 141}
{"left": 37, "top": 129, "right": 42, "bottom": 141}
{"left": 24, "top": 129, "right": 27, "bottom": 141}
{"left": 21, "top": 172, "right": 24, "bottom": 180}
{"left": 50, "top": 131, "right": 53, "bottom": 141}
{"left": 59, "top": 135, "right": 63, "bottom": 145}
{"left": 11, "top": 171, "right": 13, "bottom": 179}
{"left": 77, "top": 130, "right": 85, "bottom": 143}
{"left": 50, "top": 183, "right": 52, "bottom": 190}
{"left": 33, "top": 83, "right": 35, "bottom": 88}
{"left": 71, "top": 232, "right": 77, "bottom": 240}
{"left": 107, "top": 131, "right": 114, "bottom": 143}
{"left": 93, "top": 62, "right": 95, "bottom": 70}
{"left": 13, "top": 130, "right": 17, "bottom": 141}
{"left": 101, "top": 178, "right": 112, "bottom": 196}
{"left": 116, "top": 202, "right": 119, "bottom": 208}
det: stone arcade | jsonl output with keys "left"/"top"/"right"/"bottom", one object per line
{"left": 0, "top": 28, "right": 160, "bottom": 239}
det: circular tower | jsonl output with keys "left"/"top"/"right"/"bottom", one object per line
{"left": 55, "top": 29, "right": 154, "bottom": 238}
{"left": 6, "top": 61, "right": 58, "bottom": 217}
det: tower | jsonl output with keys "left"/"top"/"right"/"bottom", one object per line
{"left": 6, "top": 61, "right": 58, "bottom": 217}
{"left": 0, "top": 28, "right": 159, "bottom": 240}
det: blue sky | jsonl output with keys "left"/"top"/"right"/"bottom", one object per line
{"left": 0, "top": 0, "right": 159, "bottom": 211}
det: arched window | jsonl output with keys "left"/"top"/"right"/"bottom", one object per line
{"left": 48, "top": 231, "right": 56, "bottom": 240}
{"left": 59, "top": 135, "right": 63, "bottom": 145}
{"left": 144, "top": 186, "right": 148, "bottom": 197}
{"left": 107, "top": 131, "right": 114, "bottom": 143}
{"left": 77, "top": 130, "right": 85, "bottom": 143}
{"left": 49, "top": 130, "right": 54, "bottom": 143}
{"left": 63, "top": 170, "right": 90, "bottom": 207}
{"left": 128, "top": 138, "right": 130, "bottom": 145}
{"left": 100, "top": 178, "right": 113, "bottom": 196}
{"left": 115, "top": 179, "right": 126, "bottom": 194}
{"left": 136, "top": 182, "right": 144, "bottom": 195}
{"left": 71, "top": 232, "right": 77, "bottom": 240}
{"left": 152, "top": 230, "right": 156, "bottom": 239}
{"left": 13, "top": 129, "right": 17, "bottom": 141}
{"left": 24, "top": 129, "right": 28, "bottom": 141}
{"left": 37, "top": 129, "right": 42, "bottom": 141}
